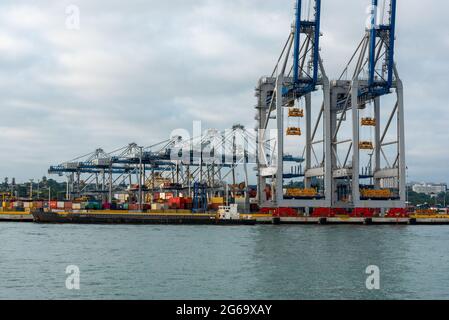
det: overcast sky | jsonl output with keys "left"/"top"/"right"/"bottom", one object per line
{"left": 0, "top": 0, "right": 447, "bottom": 183}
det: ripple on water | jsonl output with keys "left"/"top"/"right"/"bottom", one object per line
{"left": 1, "top": 223, "right": 449, "bottom": 299}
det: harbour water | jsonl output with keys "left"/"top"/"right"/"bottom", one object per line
{"left": 1, "top": 223, "right": 448, "bottom": 300}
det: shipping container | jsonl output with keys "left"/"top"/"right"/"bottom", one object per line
{"left": 211, "top": 197, "right": 224, "bottom": 204}
{"left": 34, "top": 201, "right": 44, "bottom": 209}
{"left": 85, "top": 201, "right": 101, "bottom": 210}
{"left": 209, "top": 204, "right": 221, "bottom": 211}
{"left": 50, "top": 201, "right": 58, "bottom": 209}
{"left": 151, "top": 203, "right": 168, "bottom": 211}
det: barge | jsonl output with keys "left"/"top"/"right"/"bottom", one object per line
{"left": 31, "top": 206, "right": 257, "bottom": 226}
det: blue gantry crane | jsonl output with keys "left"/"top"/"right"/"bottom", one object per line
{"left": 330, "top": 0, "right": 406, "bottom": 210}
{"left": 291, "top": 0, "right": 321, "bottom": 96}
{"left": 365, "top": 0, "right": 397, "bottom": 99}
{"left": 256, "top": 0, "right": 331, "bottom": 209}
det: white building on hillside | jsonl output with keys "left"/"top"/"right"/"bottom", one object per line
{"left": 412, "top": 183, "right": 447, "bottom": 196}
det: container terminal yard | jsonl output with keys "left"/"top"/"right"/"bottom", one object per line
{"left": 1, "top": 0, "right": 447, "bottom": 226}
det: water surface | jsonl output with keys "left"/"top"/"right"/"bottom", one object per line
{"left": 0, "top": 223, "right": 448, "bottom": 299}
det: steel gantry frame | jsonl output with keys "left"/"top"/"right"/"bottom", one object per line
{"left": 256, "top": 0, "right": 405, "bottom": 212}
{"left": 48, "top": 127, "right": 259, "bottom": 211}
{"left": 256, "top": 0, "right": 332, "bottom": 209}
{"left": 330, "top": 0, "right": 405, "bottom": 210}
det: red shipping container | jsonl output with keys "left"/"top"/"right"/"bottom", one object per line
{"left": 64, "top": 202, "right": 72, "bottom": 210}
{"left": 34, "top": 201, "right": 44, "bottom": 209}
{"left": 169, "top": 197, "right": 181, "bottom": 205}
{"left": 209, "top": 204, "right": 220, "bottom": 211}
{"left": 102, "top": 203, "right": 111, "bottom": 210}
{"left": 50, "top": 201, "right": 58, "bottom": 209}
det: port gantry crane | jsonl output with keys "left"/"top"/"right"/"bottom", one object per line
{"left": 256, "top": 0, "right": 332, "bottom": 209}
{"left": 330, "top": 0, "right": 405, "bottom": 211}
{"left": 170, "top": 125, "right": 258, "bottom": 211}
{"left": 48, "top": 127, "right": 258, "bottom": 211}
{"left": 48, "top": 139, "right": 180, "bottom": 204}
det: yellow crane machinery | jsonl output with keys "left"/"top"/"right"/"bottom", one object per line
{"left": 361, "top": 117, "right": 376, "bottom": 126}
{"left": 286, "top": 127, "right": 302, "bottom": 136}
{"left": 361, "top": 189, "right": 392, "bottom": 199}
{"left": 288, "top": 108, "right": 304, "bottom": 118}
{"left": 1, "top": 192, "right": 12, "bottom": 201}
{"left": 359, "top": 141, "right": 374, "bottom": 150}
{"left": 286, "top": 188, "right": 318, "bottom": 198}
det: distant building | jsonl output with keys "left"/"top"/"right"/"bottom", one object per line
{"left": 412, "top": 183, "right": 447, "bottom": 196}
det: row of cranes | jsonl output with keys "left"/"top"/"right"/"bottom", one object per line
{"left": 48, "top": 0, "right": 405, "bottom": 214}
{"left": 48, "top": 126, "right": 277, "bottom": 212}
{"left": 256, "top": 0, "right": 406, "bottom": 211}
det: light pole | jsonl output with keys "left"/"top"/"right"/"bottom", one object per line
{"left": 405, "top": 167, "right": 409, "bottom": 206}
{"left": 29, "top": 179, "right": 34, "bottom": 200}
{"left": 138, "top": 146, "right": 143, "bottom": 212}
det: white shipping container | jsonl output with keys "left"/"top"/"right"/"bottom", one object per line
{"left": 114, "top": 194, "right": 128, "bottom": 202}
{"left": 57, "top": 201, "right": 65, "bottom": 209}
{"left": 152, "top": 203, "right": 169, "bottom": 211}
{"left": 72, "top": 203, "right": 82, "bottom": 210}
{"left": 64, "top": 162, "right": 80, "bottom": 169}
{"left": 93, "top": 158, "right": 111, "bottom": 166}
{"left": 152, "top": 203, "right": 163, "bottom": 210}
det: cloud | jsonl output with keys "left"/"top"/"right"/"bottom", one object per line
{"left": 0, "top": 0, "right": 447, "bottom": 184}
